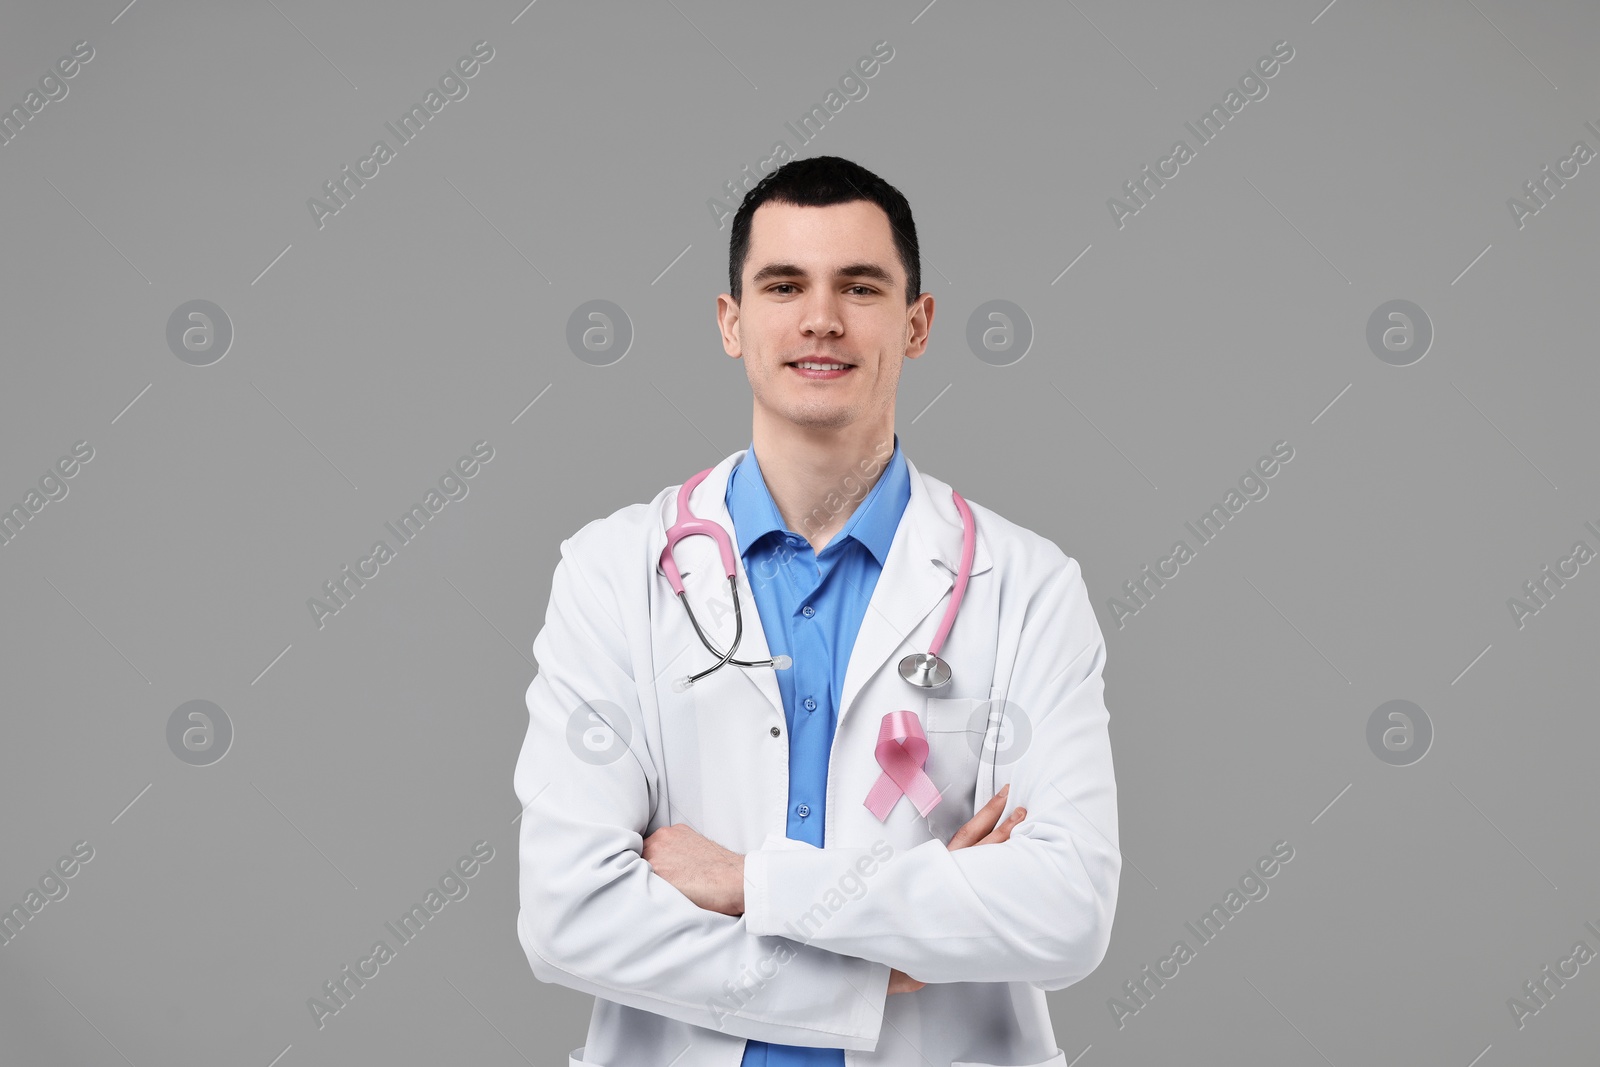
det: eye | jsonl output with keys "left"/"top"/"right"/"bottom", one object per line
{"left": 847, "top": 285, "right": 876, "bottom": 295}
{"left": 769, "top": 283, "right": 798, "bottom": 294}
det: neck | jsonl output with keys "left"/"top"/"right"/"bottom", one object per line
{"left": 748, "top": 410, "right": 897, "bottom": 552}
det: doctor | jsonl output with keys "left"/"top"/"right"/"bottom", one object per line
{"left": 514, "top": 155, "right": 1120, "bottom": 1067}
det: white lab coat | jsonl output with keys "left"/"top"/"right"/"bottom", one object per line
{"left": 513, "top": 448, "right": 1120, "bottom": 1067}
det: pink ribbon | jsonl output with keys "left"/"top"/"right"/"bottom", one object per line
{"left": 863, "top": 710, "right": 943, "bottom": 821}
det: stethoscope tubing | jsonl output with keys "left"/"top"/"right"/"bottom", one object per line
{"left": 660, "top": 464, "right": 974, "bottom": 690}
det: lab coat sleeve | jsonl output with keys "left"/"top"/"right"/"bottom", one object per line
{"left": 743, "top": 554, "right": 1121, "bottom": 988}
{"left": 514, "top": 535, "right": 893, "bottom": 1050}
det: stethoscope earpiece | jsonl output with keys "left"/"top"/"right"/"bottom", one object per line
{"left": 672, "top": 654, "right": 791, "bottom": 693}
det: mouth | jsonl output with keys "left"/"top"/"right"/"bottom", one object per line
{"left": 787, "top": 358, "right": 854, "bottom": 379}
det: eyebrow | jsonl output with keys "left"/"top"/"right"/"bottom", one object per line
{"left": 749, "top": 261, "right": 895, "bottom": 288}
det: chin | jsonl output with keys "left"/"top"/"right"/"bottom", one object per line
{"left": 783, "top": 406, "right": 854, "bottom": 430}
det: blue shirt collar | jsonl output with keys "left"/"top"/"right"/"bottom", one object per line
{"left": 725, "top": 433, "right": 909, "bottom": 565}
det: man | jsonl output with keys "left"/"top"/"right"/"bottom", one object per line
{"left": 515, "top": 156, "right": 1120, "bottom": 1067}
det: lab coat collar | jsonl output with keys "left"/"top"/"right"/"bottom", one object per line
{"left": 657, "top": 445, "right": 992, "bottom": 730}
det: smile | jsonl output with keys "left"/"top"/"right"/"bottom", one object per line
{"left": 788, "top": 361, "right": 853, "bottom": 378}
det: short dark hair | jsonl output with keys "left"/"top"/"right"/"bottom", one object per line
{"left": 727, "top": 155, "right": 921, "bottom": 307}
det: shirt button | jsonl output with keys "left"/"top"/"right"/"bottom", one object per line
{"left": 804, "top": 697, "right": 817, "bottom": 711}
{"left": 796, "top": 803, "right": 810, "bottom": 817}
{"left": 801, "top": 605, "right": 815, "bottom": 618}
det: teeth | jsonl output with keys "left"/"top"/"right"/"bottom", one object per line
{"left": 794, "top": 362, "right": 847, "bottom": 370}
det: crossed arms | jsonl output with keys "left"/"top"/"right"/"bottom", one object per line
{"left": 512, "top": 533, "right": 1120, "bottom": 1049}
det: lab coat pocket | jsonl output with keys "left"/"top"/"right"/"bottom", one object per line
{"left": 951, "top": 1048, "right": 1068, "bottom": 1067}
{"left": 921, "top": 695, "right": 986, "bottom": 843}
{"left": 567, "top": 1046, "right": 605, "bottom": 1066}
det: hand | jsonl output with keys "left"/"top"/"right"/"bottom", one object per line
{"left": 888, "top": 967, "right": 925, "bottom": 994}
{"left": 889, "top": 785, "right": 1027, "bottom": 995}
{"left": 641, "top": 823, "right": 746, "bottom": 916}
{"left": 947, "top": 783, "right": 1026, "bottom": 850}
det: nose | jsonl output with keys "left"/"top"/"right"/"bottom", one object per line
{"left": 797, "top": 289, "right": 845, "bottom": 338}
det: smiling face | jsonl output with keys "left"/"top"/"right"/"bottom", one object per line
{"left": 718, "top": 199, "right": 933, "bottom": 435}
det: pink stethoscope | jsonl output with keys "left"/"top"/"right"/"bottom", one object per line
{"left": 659, "top": 465, "right": 977, "bottom": 692}
{"left": 660, "top": 464, "right": 981, "bottom": 822}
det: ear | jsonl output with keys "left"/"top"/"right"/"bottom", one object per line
{"left": 903, "top": 293, "right": 935, "bottom": 359}
{"left": 717, "top": 293, "right": 743, "bottom": 358}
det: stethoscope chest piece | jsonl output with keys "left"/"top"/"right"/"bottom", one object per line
{"left": 899, "top": 652, "right": 952, "bottom": 689}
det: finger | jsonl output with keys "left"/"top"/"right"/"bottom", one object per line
{"left": 947, "top": 796, "right": 998, "bottom": 857}
{"left": 947, "top": 787, "right": 1010, "bottom": 849}
{"left": 981, "top": 806, "right": 1027, "bottom": 846}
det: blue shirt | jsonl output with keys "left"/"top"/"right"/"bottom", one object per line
{"left": 727, "top": 434, "right": 911, "bottom": 1067}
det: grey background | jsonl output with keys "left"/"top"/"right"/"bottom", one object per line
{"left": 1, "top": 0, "right": 1596, "bottom": 1064}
